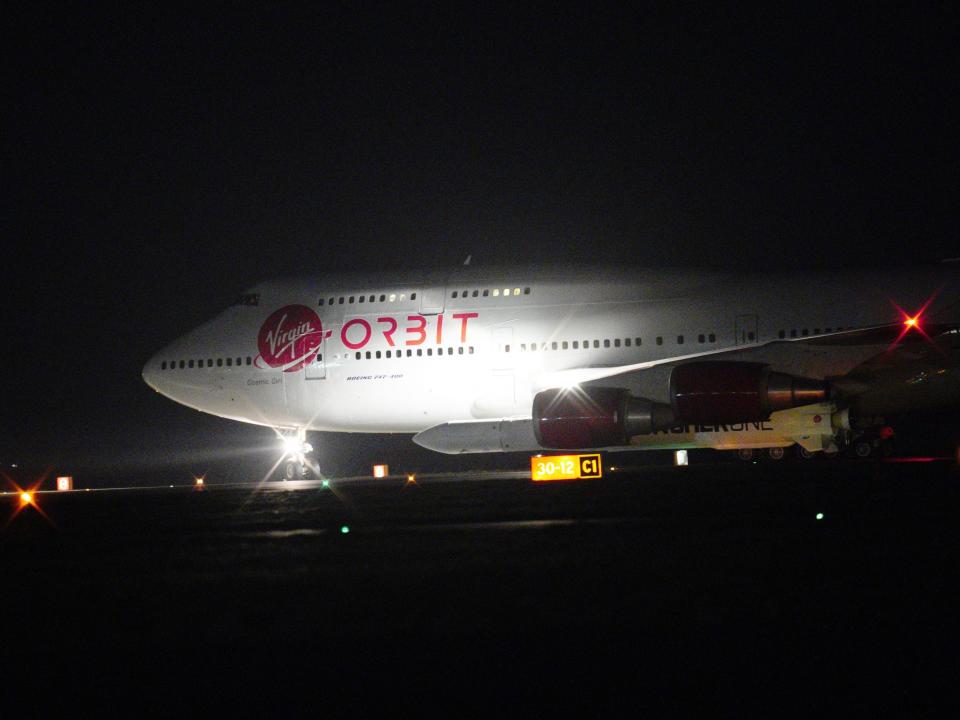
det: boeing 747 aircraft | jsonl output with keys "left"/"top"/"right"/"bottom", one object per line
{"left": 143, "top": 264, "right": 960, "bottom": 478}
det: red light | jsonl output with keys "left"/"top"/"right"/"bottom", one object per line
{"left": 888, "top": 292, "right": 939, "bottom": 349}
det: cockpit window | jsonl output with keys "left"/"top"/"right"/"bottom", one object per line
{"left": 235, "top": 293, "right": 260, "bottom": 306}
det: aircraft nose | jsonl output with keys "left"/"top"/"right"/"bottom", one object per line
{"left": 142, "top": 353, "right": 162, "bottom": 392}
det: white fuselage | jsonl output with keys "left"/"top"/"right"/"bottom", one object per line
{"left": 143, "top": 265, "right": 960, "bottom": 445}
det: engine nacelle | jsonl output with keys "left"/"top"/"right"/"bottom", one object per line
{"left": 670, "top": 362, "right": 827, "bottom": 424}
{"left": 533, "top": 387, "right": 675, "bottom": 449}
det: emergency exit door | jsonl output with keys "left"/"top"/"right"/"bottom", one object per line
{"left": 735, "top": 314, "right": 758, "bottom": 345}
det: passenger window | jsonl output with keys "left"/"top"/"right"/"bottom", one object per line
{"left": 411, "top": 293, "right": 416, "bottom": 300}
{"left": 530, "top": 343, "right": 537, "bottom": 352}
{"left": 319, "top": 298, "right": 325, "bottom": 306}
{"left": 594, "top": 340, "right": 600, "bottom": 348}
{"left": 226, "top": 358, "right": 232, "bottom": 366}
{"left": 458, "top": 347, "right": 464, "bottom": 355}
{"left": 468, "top": 346, "right": 474, "bottom": 354}
{"left": 709, "top": 334, "right": 716, "bottom": 343}
{"left": 677, "top": 336, "right": 684, "bottom": 344}
{"left": 208, "top": 359, "right": 213, "bottom": 367}
{"left": 376, "top": 351, "right": 381, "bottom": 359}
{"left": 359, "top": 296, "right": 365, "bottom": 303}
{"left": 551, "top": 342, "right": 558, "bottom": 350}
{"left": 624, "top": 338, "right": 631, "bottom": 347}
{"left": 389, "top": 294, "right": 396, "bottom": 302}
{"left": 699, "top": 334, "right": 706, "bottom": 343}
{"left": 524, "top": 287, "right": 530, "bottom": 294}
{"left": 778, "top": 330, "right": 785, "bottom": 339}
{"left": 447, "top": 348, "right": 453, "bottom": 355}
{"left": 521, "top": 344, "right": 527, "bottom": 351}
{"left": 614, "top": 339, "right": 621, "bottom": 347}
{"left": 427, "top": 348, "right": 433, "bottom": 356}
{"left": 505, "top": 345, "right": 511, "bottom": 352}
{"left": 656, "top": 337, "right": 663, "bottom": 346}
{"left": 216, "top": 359, "right": 222, "bottom": 367}
{"left": 452, "top": 291, "right": 458, "bottom": 298}
{"left": 572, "top": 341, "right": 579, "bottom": 349}
{"left": 380, "top": 294, "right": 386, "bottom": 302}
{"left": 417, "top": 349, "right": 423, "bottom": 356}
{"left": 355, "top": 352, "right": 361, "bottom": 360}
{"left": 493, "top": 289, "right": 500, "bottom": 297}
{"left": 503, "top": 288, "right": 509, "bottom": 296}
{"left": 482, "top": 289, "right": 489, "bottom": 297}
{"left": 246, "top": 357, "right": 251, "bottom": 365}
{"left": 338, "top": 297, "right": 344, "bottom": 305}
{"left": 161, "top": 361, "right": 167, "bottom": 370}
{"left": 513, "top": 288, "right": 521, "bottom": 296}
{"left": 603, "top": 339, "right": 610, "bottom": 348}
{"left": 472, "top": 290, "right": 478, "bottom": 297}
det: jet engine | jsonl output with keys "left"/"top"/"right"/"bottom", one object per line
{"left": 533, "top": 362, "right": 828, "bottom": 449}
{"left": 670, "top": 362, "right": 827, "bottom": 423}
{"left": 533, "top": 387, "right": 675, "bottom": 449}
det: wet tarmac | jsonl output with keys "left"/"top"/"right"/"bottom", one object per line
{"left": 4, "top": 459, "right": 960, "bottom": 713}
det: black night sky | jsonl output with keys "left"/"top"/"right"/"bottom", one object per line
{"left": 3, "top": 5, "right": 958, "bottom": 479}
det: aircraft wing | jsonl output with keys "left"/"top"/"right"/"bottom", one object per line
{"left": 535, "top": 323, "right": 960, "bottom": 416}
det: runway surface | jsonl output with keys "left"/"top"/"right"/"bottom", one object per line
{"left": 4, "top": 459, "right": 960, "bottom": 713}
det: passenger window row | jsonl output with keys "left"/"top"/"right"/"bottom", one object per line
{"left": 508, "top": 333, "right": 717, "bottom": 352}
{"left": 778, "top": 327, "right": 845, "bottom": 339}
{"left": 354, "top": 347, "right": 475, "bottom": 359}
{"left": 451, "top": 287, "right": 530, "bottom": 299}
{"left": 161, "top": 357, "right": 255, "bottom": 370}
{"left": 320, "top": 292, "right": 417, "bottom": 306}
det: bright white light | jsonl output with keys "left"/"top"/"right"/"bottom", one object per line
{"left": 674, "top": 450, "right": 689, "bottom": 466}
{"left": 282, "top": 436, "right": 301, "bottom": 455}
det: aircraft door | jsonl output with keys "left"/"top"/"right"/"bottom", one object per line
{"left": 304, "top": 325, "right": 333, "bottom": 380}
{"left": 735, "top": 314, "right": 758, "bottom": 345}
{"left": 419, "top": 286, "right": 446, "bottom": 315}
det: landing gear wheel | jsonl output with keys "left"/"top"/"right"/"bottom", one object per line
{"left": 767, "top": 447, "right": 786, "bottom": 461}
{"left": 853, "top": 440, "right": 873, "bottom": 459}
{"left": 736, "top": 449, "right": 755, "bottom": 462}
{"left": 797, "top": 446, "right": 816, "bottom": 460}
{"left": 283, "top": 460, "right": 305, "bottom": 480}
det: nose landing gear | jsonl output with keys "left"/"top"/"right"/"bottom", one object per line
{"left": 279, "top": 427, "right": 320, "bottom": 481}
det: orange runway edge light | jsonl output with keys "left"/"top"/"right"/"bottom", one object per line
{"left": 531, "top": 454, "right": 603, "bottom": 482}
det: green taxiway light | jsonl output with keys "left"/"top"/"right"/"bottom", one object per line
{"left": 816, "top": 513, "right": 824, "bottom": 521}
{"left": 340, "top": 525, "right": 350, "bottom": 534}
{"left": 321, "top": 479, "right": 330, "bottom": 488}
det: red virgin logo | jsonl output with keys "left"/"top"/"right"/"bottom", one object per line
{"left": 257, "top": 305, "right": 323, "bottom": 372}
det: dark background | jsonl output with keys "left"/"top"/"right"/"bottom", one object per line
{"left": 3, "top": 4, "right": 958, "bottom": 480}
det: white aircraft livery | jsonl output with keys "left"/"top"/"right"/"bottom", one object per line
{"left": 143, "top": 263, "right": 960, "bottom": 477}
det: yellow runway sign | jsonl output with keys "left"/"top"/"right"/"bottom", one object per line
{"left": 531, "top": 454, "right": 602, "bottom": 481}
